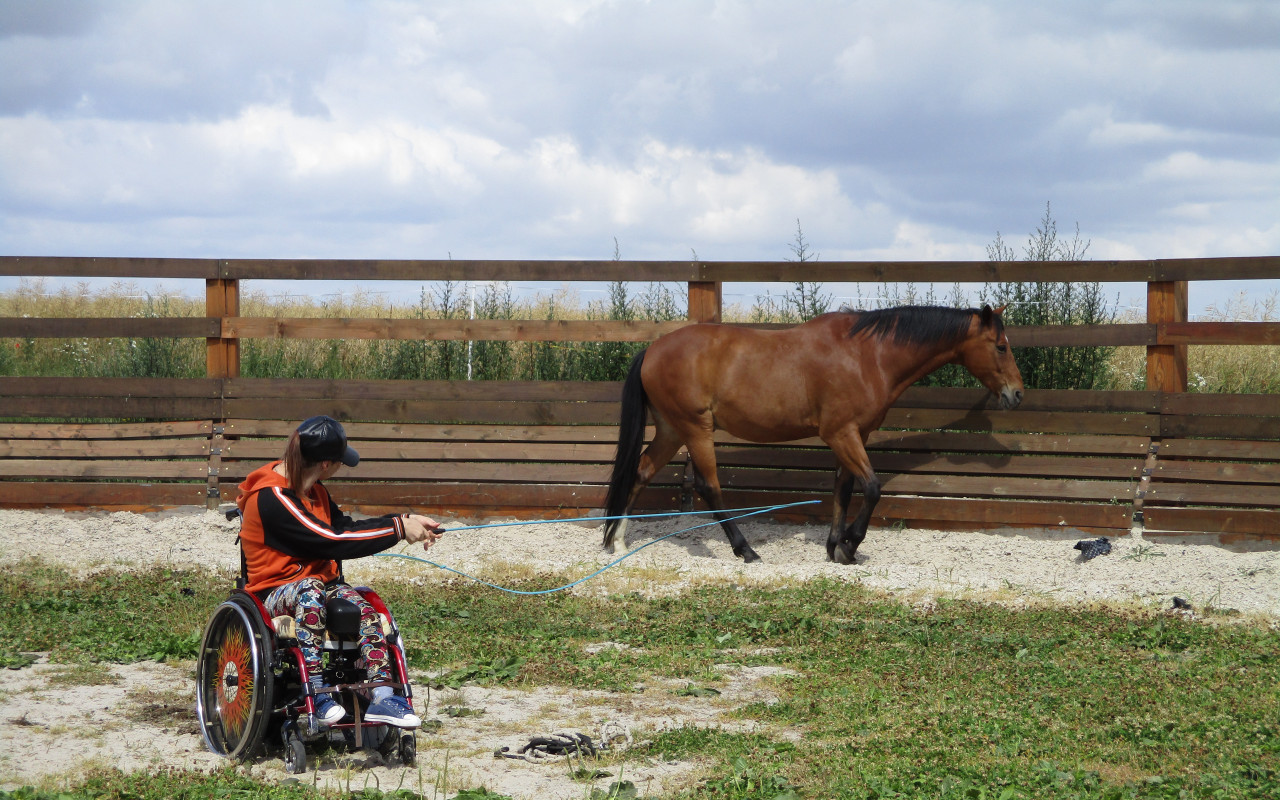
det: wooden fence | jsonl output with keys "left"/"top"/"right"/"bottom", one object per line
{"left": 2, "top": 256, "right": 1279, "bottom": 546}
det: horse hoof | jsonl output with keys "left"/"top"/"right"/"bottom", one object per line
{"left": 739, "top": 549, "right": 761, "bottom": 564}
{"left": 832, "top": 548, "right": 856, "bottom": 565}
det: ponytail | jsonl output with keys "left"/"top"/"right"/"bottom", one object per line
{"left": 281, "top": 431, "right": 325, "bottom": 498}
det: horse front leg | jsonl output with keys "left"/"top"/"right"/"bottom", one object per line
{"left": 825, "top": 429, "right": 879, "bottom": 565}
{"left": 828, "top": 467, "right": 855, "bottom": 561}
{"left": 838, "top": 471, "right": 880, "bottom": 564}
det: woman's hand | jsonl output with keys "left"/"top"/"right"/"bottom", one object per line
{"left": 402, "top": 514, "right": 445, "bottom": 549}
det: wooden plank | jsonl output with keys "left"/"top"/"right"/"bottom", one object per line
{"left": 0, "top": 439, "right": 210, "bottom": 458}
{"left": 222, "top": 378, "right": 621, "bottom": 402}
{"left": 0, "top": 460, "right": 208, "bottom": 479}
{"left": 713, "top": 466, "right": 1136, "bottom": 502}
{"left": 1011, "top": 324, "right": 1155, "bottom": 347}
{"left": 221, "top": 438, "right": 619, "bottom": 463}
{"left": 1147, "top": 280, "right": 1188, "bottom": 393}
{"left": 224, "top": 419, "right": 626, "bottom": 443}
{"left": 867, "top": 496, "right": 1132, "bottom": 530}
{"left": 0, "top": 318, "right": 219, "bottom": 338}
{"left": 223, "top": 317, "right": 688, "bottom": 343}
{"left": 6, "top": 254, "right": 1278, "bottom": 285}
{"left": 1153, "top": 460, "right": 1280, "bottom": 485}
{"left": 0, "top": 377, "right": 224, "bottom": 398}
{"left": 207, "top": 422, "right": 226, "bottom": 509}
{"left": 0, "top": 256, "right": 220, "bottom": 279}
{"left": 1158, "top": 321, "right": 1280, "bottom": 346}
{"left": 218, "top": 459, "right": 664, "bottom": 484}
{"left": 224, "top": 480, "right": 627, "bottom": 515}
{"left": 896, "top": 387, "right": 1160, "bottom": 413}
{"left": 713, "top": 429, "right": 1152, "bottom": 456}
{"left": 0, "top": 481, "right": 208, "bottom": 508}
{"left": 1157, "top": 438, "right": 1280, "bottom": 461}
{"left": 0, "top": 397, "right": 223, "bottom": 420}
{"left": 206, "top": 278, "right": 240, "bottom": 379}
{"left": 0, "top": 420, "right": 212, "bottom": 439}
{"left": 1160, "top": 415, "right": 1280, "bottom": 441}
{"left": 882, "top": 408, "right": 1159, "bottom": 436}
{"left": 868, "top": 430, "right": 1151, "bottom": 456}
{"left": 691, "top": 489, "right": 1132, "bottom": 530}
{"left": 1143, "top": 506, "right": 1280, "bottom": 537}
{"left": 1144, "top": 483, "right": 1280, "bottom": 507}
{"left": 688, "top": 282, "right": 722, "bottom": 323}
{"left": 222, "top": 398, "right": 618, "bottom": 425}
{"left": 711, "top": 446, "right": 1143, "bottom": 480}
{"left": 1159, "top": 393, "right": 1280, "bottom": 417}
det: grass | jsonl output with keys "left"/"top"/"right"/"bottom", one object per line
{"left": 0, "top": 563, "right": 1277, "bottom": 798}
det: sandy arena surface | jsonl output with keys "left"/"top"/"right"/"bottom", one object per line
{"left": 1, "top": 507, "right": 1277, "bottom": 798}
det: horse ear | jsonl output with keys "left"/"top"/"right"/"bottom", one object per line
{"left": 980, "top": 304, "right": 995, "bottom": 328}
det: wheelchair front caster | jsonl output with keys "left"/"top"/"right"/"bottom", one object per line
{"left": 283, "top": 731, "right": 307, "bottom": 774}
{"left": 398, "top": 732, "right": 416, "bottom": 766}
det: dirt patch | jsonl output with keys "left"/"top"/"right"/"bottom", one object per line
{"left": 1, "top": 508, "right": 1277, "bottom": 796}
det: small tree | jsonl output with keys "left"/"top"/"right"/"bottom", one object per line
{"left": 751, "top": 219, "right": 832, "bottom": 323}
{"left": 982, "top": 203, "right": 1118, "bottom": 390}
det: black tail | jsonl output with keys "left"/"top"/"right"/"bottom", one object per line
{"left": 603, "top": 350, "right": 648, "bottom": 547}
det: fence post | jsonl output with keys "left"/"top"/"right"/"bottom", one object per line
{"left": 1146, "top": 280, "right": 1187, "bottom": 392}
{"left": 205, "top": 278, "right": 240, "bottom": 378}
{"left": 688, "top": 281, "right": 722, "bottom": 323}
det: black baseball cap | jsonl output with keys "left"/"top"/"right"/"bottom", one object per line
{"left": 296, "top": 415, "right": 360, "bottom": 467}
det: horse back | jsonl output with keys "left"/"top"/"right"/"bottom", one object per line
{"left": 641, "top": 316, "right": 859, "bottom": 442}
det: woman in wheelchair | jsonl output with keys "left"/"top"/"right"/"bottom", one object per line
{"left": 237, "top": 415, "right": 443, "bottom": 729}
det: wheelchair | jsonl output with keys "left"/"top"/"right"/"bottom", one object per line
{"left": 195, "top": 510, "right": 419, "bottom": 773}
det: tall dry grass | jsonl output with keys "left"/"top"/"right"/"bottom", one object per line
{"left": 1105, "top": 291, "right": 1280, "bottom": 392}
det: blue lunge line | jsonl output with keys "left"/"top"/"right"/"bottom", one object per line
{"left": 413, "top": 502, "right": 814, "bottom": 534}
{"left": 374, "top": 499, "right": 819, "bottom": 596}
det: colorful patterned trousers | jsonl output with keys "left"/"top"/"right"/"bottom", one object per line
{"left": 263, "top": 578, "right": 392, "bottom": 683}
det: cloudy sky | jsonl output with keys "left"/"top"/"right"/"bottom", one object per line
{"left": 1, "top": 0, "right": 1277, "bottom": 315}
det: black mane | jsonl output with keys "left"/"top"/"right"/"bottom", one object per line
{"left": 844, "top": 305, "right": 997, "bottom": 345}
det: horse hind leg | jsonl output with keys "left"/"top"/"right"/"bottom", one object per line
{"left": 607, "top": 424, "right": 683, "bottom": 554}
{"left": 686, "top": 440, "right": 761, "bottom": 563}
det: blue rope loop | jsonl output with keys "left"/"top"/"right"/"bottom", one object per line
{"left": 374, "top": 500, "right": 819, "bottom": 596}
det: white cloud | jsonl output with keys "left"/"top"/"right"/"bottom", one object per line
{"left": 0, "top": 0, "right": 1276, "bottom": 313}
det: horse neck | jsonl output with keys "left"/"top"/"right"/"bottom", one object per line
{"left": 878, "top": 336, "right": 963, "bottom": 403}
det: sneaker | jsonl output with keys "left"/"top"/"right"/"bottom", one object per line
{"left": 313, "top": 692, "right": 347, "bottom": 725}
{"left": 364, "top": 695, "right": 421, "bottom": 728}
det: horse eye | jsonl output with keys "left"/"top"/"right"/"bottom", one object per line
{"left": 996, "top": 344, "right": 1008, "bottom": 354}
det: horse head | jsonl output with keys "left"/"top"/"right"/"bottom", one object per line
{"left": 959, "top": 305, "right": 1024, "bottom": 410}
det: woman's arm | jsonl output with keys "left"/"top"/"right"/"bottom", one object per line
{"left": 258, "top": 485, "right": 404, "bottom": 560}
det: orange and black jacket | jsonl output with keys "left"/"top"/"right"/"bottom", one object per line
{"left": 237, "top": 460, "right": 406, "bottom": 596}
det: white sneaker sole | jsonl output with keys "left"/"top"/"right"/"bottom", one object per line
{"left": 365, "top": 712, "right": 422, "bottom": 728}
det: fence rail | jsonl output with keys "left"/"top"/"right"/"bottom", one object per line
{"left": 3, "top": 255, "right": 1279, "bottom": 545}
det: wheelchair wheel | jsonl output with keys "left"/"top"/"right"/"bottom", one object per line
{"left": 196, "top": 593, "right": 275, "bottom": 759}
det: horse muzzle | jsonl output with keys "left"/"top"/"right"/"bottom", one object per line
{"left": 998, "top": 387, "right": 1024, "bottom": 410}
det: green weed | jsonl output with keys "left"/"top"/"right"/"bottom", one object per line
{"left": 1, "top": 562, "right": 1278, "bottom": 798}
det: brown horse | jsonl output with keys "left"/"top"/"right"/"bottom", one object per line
{"left": 602, "top": 304, "right": 1024, "bottom": 564}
